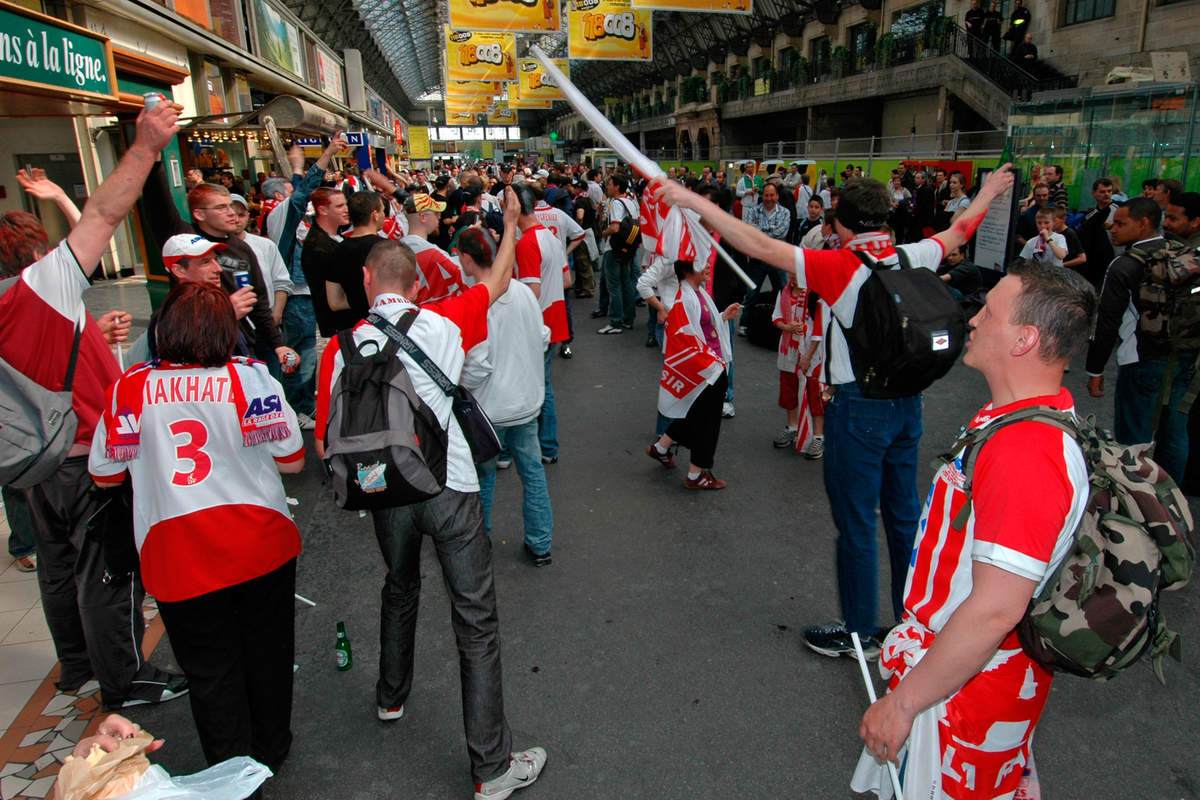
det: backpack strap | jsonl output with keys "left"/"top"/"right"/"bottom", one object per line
{"left": 368, "top": 311, "right": 458, "bottom": 397}
{"left": 942, "top": 406, "right": 1084, "bottom": 530}
{"left": 1, "top": 277, "right": 82, "bottom": 389}
{"left": 849, "top": 247, "right": 911, "bottom": 271}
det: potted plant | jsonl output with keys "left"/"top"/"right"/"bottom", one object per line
{"left": 875, "top": 32, "right": 894, "bottom": 67}
{"left": 791, "top": 54, "right": 810, "bottom": 85}
{"left": 832, "top": 44, "right": 850, "bottom": 78}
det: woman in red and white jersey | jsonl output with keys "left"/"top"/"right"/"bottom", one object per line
{"left": 89, "top": 283, "right": 305, "bottom": 773}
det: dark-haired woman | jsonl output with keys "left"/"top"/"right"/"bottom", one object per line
{"left": 646, "top": 259, "right": 739, "bottom": 489}
{"left": 89, "top": 282, "right": 305, "bottom": 773}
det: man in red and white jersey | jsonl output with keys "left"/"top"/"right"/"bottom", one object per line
{"left": 314, "top": 189, "right": 548, "bottom": 800}
{"left": 515, "top": 197, "right": 571, "bottom": 464}
{"left": 530, "top": 183, "right": 585, "bottom": 357}
{"left": 854, "top": 260, "right": 1096, "bottom": 799}
{"left": 401, "top": 192, "right": 467, "bottom": 305}
{"left": 652, "top": 167, "right": 1017, "bottom": 660}
{"left": 0, "top": 103, "right": 188, "bottom": 710}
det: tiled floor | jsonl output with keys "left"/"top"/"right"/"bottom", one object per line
{"left": 0, "top": 500, "right": 166, "bottom": 799}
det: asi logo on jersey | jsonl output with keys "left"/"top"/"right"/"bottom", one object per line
{"left": 243, "top": 394, "right": 285, "bottom": 427}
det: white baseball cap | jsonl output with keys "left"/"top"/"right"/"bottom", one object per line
{"left": 162, "top": 234, "right": 225, "bottom": 267}
{"left": 228, "top": 193, "right": 248, "bottom": 208}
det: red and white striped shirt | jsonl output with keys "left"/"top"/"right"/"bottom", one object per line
{"left": 903, "top": 387, "right": 1089, "bottom": 634}
{"left": 533, "top": 201, "right": 585, "bottom": 254}
{"left": 515, "top": 224, "right": 569, "bottom": 343}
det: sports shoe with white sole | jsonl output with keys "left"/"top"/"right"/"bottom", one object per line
{"left": 721, "top": 402, "right": 735, "bottom": 418}
{"left": 474, "top": 747, "right": 547, "bottom": 799}
{"left": 377, "top": 704, "right": 405, "bottom": 721}
{"left": 296, "top": 412, "right": 317, "bottom": 431}
{"left": 802, "top": 437, "right": 825, "bottom": 460}
{"left": 802, "top": 621, "right": 881, "bottom": 660}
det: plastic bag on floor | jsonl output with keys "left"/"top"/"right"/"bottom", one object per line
{"left": 117, "top": 758, "right": 272, "bottom": 800}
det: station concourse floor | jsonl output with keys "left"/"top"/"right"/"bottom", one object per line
{"left": 1, "top": 276, "right": 1197, "bottom": 799}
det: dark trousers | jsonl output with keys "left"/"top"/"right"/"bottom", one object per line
{"left": 371, "top": 489, "right": 512, "bottom": 784}
{"left": 26, "top": 456, "right": 170, "bottom": 705}
{"left": 666, "top": 372, "right": 729, "bottom": 469}
{"left": 158, "top": 559, "right": 296, "bottom": 772}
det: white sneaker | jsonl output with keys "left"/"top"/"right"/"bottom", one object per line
{"left": 803, "top": 437, "right": 825, "bottom": 460}
{"left": 721, "top": 402, "right": 735, "bottom": 418}
{"left": 296, "top": 412, "right": 317, "bottom": 431}
{"left": 377, "top": 704, "right": 405, "bottom": 721}
{"left": 496, "top": 456, "right": 513, "bottom": 470}
{"left": 474, "top": 748, "right": 547, "bottom": 800}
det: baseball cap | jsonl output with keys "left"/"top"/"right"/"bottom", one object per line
{"left": 499, "top": 163, "right": 514, "bottom": 172}
{"left": 162, "top": 234, "right": 226, "bottom": 267}
{"left": 534, "top": 169, "right": 549, "bottom": 179}
{"left": 404, "top": 193, "right": 447, "bottom": 214}
{"left": 228, "top": 193, "right": 248, "bottom": 208}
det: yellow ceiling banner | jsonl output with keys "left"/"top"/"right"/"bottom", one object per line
{"left": 482, "top": 141, "right": 495, "bottom": 159}
{"left": 444, "top": 80, "right": 503, "bottom": 100}
{"left": 447, "top": 0, "right": 560, "bottom": 33}
{"left": 567, "top": 0, "right": 652, "bottom": 60}
{"left": 445, "top": 110, "right": 481, "bottom": 125}
{"left": 630, "top": 0, "right": 750, "bottom": 12}
{"left": 408, "top": 126, "right": 431, "bottom": 159}
{"left": 445, "top": 96, "right": 491, "bottom": 113}
{"left": 486, "top": 101, "right": 518, "bottom": 125}
{"left": 517, "top": 58, "right": 568, "bottom": 101}
{"left": 445, "top": 27, "right": 517, "bottom": 82}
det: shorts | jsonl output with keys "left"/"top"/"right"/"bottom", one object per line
{"left": 778, "top": 371, "right": 800, "bottom": 410}
{"left": 805, "top": 374, "right": 825, "bottom": 416}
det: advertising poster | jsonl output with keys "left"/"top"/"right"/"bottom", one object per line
{"left": 486, "top": 101, "right": 518, "bottom": 125}
{"left": 567, "top": 0, "right": 652, "bottom": 60}
{"left": 408, "top": 126, "right": 431, "bottom": 159}
{"left": 252, "top": 0, "right": 304, "bottom": 77}
{"left": 447, "top": 0, "right": 560, "bottom": 33}
{"left": 509, "top": 81, "right": 553, "bottom": 109}
{"left": 445, "top": 27, "right": 517, "bottom": 82}
{"left": 631, "top": 0, "right": 750, "bottom": 11}
{"left": 445, "top": 96, "right": 491, "bottom": 114}
{"left": 446, "top": 110, "right": 481, "bottom": 125}
{"left": 517, "top": 58, "right": 568, "bottom": 100}
{"left": 444, "top": 80, "right": 503, "bottom": 100}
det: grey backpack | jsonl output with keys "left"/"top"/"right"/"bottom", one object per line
{"left": 0, "top": 277, "right": 82, "bottom": 488}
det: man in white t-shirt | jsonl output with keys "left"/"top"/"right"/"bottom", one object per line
{"left": 0, "top": 102, "right": 188, "bottom": 711}
{"left": 458, "top": 228, "right": 554, "bottom": 565}
{"left": 231, "top": 194, "right": 291, "bottom": 326}
{"left": 1018, "top": 208, "right": 1068, "bottom": 268}
{"left": 314, "top": 189, "right": 547, "bottom": 800}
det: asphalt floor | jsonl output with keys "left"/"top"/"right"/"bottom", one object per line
{"left": 83, "top": 278, "right": 1200, "bottom": 800}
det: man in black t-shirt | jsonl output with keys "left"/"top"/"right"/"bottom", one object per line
{"left": 329, "top": 191, "right": 386, "bottom": 322}
{"left": 568, "top": 178, "right": 598, "bottom": 297}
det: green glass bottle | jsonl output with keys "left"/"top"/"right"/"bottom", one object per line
{"left": 335, "top": 621, "right": 353, "bottom": 671}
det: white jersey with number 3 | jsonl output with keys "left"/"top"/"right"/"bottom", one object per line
{"left": 89, "top": 360, "right": 304, "bottom": 603}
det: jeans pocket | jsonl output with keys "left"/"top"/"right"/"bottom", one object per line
{"left": 844, "top": 396, "right": 891, "bottom": 440}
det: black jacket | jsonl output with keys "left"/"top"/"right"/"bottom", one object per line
{"left": 1085, "top": 237, "right": 1168, "bottom": 374}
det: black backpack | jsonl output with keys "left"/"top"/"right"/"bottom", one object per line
{"left": 610, "top": 198, "right": 642, "bottom": 262}
{"left": 840, "top": 249, "right": 966, "bottom": 398}
{"left": 323, "top": 313, "right": 448, "bottom": 510}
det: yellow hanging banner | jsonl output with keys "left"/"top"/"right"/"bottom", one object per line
{"left": 445, "top": 27, "right": 517, "bottom": 82}
{"left": 567, "top": 0, "right": 652, "bottom": 60}
{"left": 447, "top": 0, "right": 560, "bottom": 33}
{"left": 630, "top": 0, "right": 751, "bottom": 12}
{"left": 482, "top": 141, "right": 495, "bottom": 159}
{"left": 517, "top": 58, "right": 568, "bottom": 101}
{"left": 446, "top": 98, "right": 490, "bottom": 116}
{"left": 486, "top": 101, "right": 518, "bottom": 125}
{"left": 445, "top": 110, "right": 481, "bottom": 126}
{"left": 408, "top": 126, "right": 431, "bottom": 159}
{"left": 444, "top": 80, "right": 503, "bottom": 101}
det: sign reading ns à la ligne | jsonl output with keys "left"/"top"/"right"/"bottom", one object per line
{"left": 0, "top": 0, "right": 115, "bottom": 99}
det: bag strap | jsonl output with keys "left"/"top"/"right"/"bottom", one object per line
{"left": 368, "top": 311, "right": 457, "bottom": 397}
{"left": 938, "top": 406, "right": 1084, "bottom": 529}
{"left": 849, "top": 247, "right": 912, "bottom": 272}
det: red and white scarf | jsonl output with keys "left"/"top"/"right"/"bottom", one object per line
{"left": 659, "top": 282, "right": 731, "bottom": 419}
{"left": 103, "top": 357, "right": 290, "bottom": 461}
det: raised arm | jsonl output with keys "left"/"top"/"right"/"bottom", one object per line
{"left": 651, "top": 177, "right": 796, "bottom": 273}
{"left": 482, "top": 187, "right": 520, "bottom": 304}
{"left": 16, "top": 169, "right": 81, "bottom": 229}
{"left": 933, "top": 164, "right": 1014, "bottom": 254}
{"left": 68, "top": 104, "right": 180, "bottom": 277}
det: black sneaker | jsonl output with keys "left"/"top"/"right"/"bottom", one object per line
{"left": 559, "top": 343, "right": 573, "bottom": 359}
{"left": 802, "top": 621, "right": 881, "bottom": 660}
{"left": 104, "top": 673, "right": 190, "bottom": 711}
{"left": 525, "top": 545, "right": 552, "bottom": 567}
{"left": 590, "top": 309, "right": 607, "bottom": 319}
{"left": 645, "top": 336, "right": 658, "bottom": 348}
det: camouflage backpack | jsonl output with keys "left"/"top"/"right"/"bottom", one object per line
{"left": 947, "top": 406, "right": 1195, "bottom": 682}
{"left": 1128, "top": 240, "right": 1200, "bottom": 351}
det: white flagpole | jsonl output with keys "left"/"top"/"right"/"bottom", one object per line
{"left": 530, "top": 46, "right": 755, "bottom": 290}
{"left": 852, "top": 632, "right": 905, "bottom": 800}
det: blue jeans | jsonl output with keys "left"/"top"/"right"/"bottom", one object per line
{"left": 370, "top": 489, "right": 512, "bottom": 783}
{"left": 279, "top": 296, "right": 317, "bottom": 416}
{"left": 477, "top": 420, "right": 553, "bottom": 556}
{"left": 602, "top": 251, "right": 637, "bottom": 327}
{"left": 538, "top": 346, "right": 558, "bottom": 458}
{"left": 1114, "top": 354, "right": 1195, "bottom": 484}
{"left": 823, "top": 382, "right": 923, "bottom": 636}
